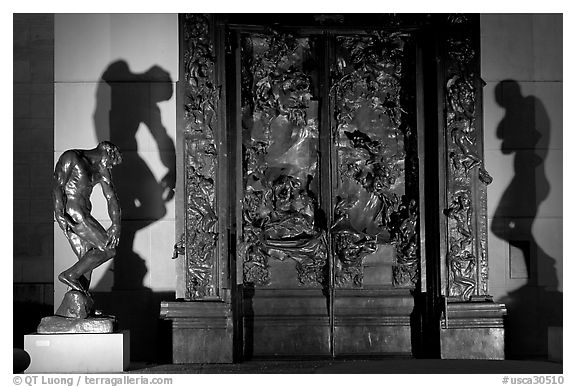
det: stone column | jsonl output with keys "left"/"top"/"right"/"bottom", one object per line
{"left": 160, "top": 14, "right": 235, "bottom": 363}
{"left": 438, "top": 14, "right": 507, "bottom": 360}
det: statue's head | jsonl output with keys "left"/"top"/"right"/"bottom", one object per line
{"left": 97, "top": 141, "right": 123, "bottom": 168}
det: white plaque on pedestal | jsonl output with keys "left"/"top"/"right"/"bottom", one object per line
{"left": 24, "top": 331, "right": 129, "bottom": 373}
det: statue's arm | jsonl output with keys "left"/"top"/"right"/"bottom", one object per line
{"left": 100, "top": 170, "right": 121, "bottom": 247}
{"left": 52, "top": 154, "right": 72, "bottom": 233}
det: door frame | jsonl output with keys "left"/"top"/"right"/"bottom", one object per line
{"left": 161, "top": 13, "right": 504, "bottom": 363}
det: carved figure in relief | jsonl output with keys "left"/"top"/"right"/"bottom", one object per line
{"left": 53, "top": 141, "right": 122, "bottom": 295}
{"left": 444, "top": 190, "right": 473, "bottom": 249}
{"left": 265, "top": 175, "right": 315, "bottom": 238}
{"left": 390, "top": 198, "right": 419, "bottom": 286}
{"left": 331, "top": 197, "right": 378, "bottom": 285}
{"left": 261, "top": 174, "right": 327, "bottom": 284}
{"left": 447, "top": 244, "right": 476, "bottom": 299}
{"left": 242, "top": 173, "right": 327, "bottom": 286}
{"left": 446, "top": 74, "right": 493, "bottom": 185}
{"left": 449, "top": 124, "right": 481, "bottom": 172}
{"left": 188, "top": 174, "right": 218, "bottom": 232}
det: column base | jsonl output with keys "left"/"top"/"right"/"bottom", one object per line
{"left": 440, "top": 300, "right": 507, "bottom": 360}
{"left": 160, "top": 301, "right": 233, "bottom": 363}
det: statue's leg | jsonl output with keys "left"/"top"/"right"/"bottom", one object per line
{"left": 68, "top": 214, "right": 109, "bottom": 251}
{"left": 59, "top": 232, "right": 92, "bottom": 292}
{"left": 59, "top": 247, "right": 115, "bottom": 294}
{"left": 59, "top": 216, "right": 115, "bottom": 293}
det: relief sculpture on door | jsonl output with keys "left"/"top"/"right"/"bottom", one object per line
{"left": 239, "top": 32, "right": 328, "bottom": 288}
{"left": 331, "top": 31, "right": 420, "bottom": 289}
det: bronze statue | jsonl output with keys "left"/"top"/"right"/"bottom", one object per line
{"left": 53, "top": 141, "right": 122, "bottom": 295}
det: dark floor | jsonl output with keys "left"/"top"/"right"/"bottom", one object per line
{"left": 127, "top": 359, "right": 563, "bottom": 374}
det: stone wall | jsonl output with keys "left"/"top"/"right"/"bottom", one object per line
{"left": 481, "top": 14, "right": 563, "bottom": 358}
{"left": 13, "top": 14, "right": 55, "bottom": 347}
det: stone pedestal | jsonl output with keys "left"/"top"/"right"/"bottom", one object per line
{"left": 440, "top": 301, "right": 507, "bottom": 360}
{"left": 24, "top": 331, "right": 130, "bottom": 373}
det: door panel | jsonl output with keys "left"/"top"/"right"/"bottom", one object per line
{"left": 240, "top": 33, "right": 326, "bottom": 289}
{"left": 239, "top": 33, "right": 330, "bottom": 356}
{"left": 239, "top": 28, "right": 421, "bottom": 357}
{"left": 331, "top": 32, "right": 419, "bottom": 288}
{"left": 330, "top": 32, "right": 420, "bottom": 355}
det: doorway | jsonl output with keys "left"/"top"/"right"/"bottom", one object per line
{"left": 232, "top": 25, "right": 424, "bottom": 358}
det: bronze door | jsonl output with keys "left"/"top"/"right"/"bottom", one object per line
{"left": 236, "top": 28, "right": 422, "bottom": 357}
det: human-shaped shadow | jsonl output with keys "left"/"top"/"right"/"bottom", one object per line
{"left": 91, "top": 60, "right": 176, "bottom": 361}
{"left": 93, "top": 60, "right": 176, "bottom": 290}
{"left": 491, "top": 80, "right": 562, "bottom": 358}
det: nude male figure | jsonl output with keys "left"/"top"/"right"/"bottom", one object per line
{"left": 53, "top": 141, "right": 122, "bottom": 294}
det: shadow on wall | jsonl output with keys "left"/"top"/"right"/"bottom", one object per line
{"left": 491, "top": 80, "right": 562, "bottom": 359}
{"left": 91, "top": 60, "right": 177, "bottom": 363}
